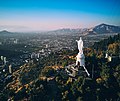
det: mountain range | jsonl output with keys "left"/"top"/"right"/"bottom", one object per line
{"left": 0, "top": 23, "right": 120, "bottom": 35}
{"left": 47, "top": 23, "right": 120, "bottom": 35}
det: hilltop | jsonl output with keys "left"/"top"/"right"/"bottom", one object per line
{"left": 0, "top": 34, "right": 120, "bottom": 101}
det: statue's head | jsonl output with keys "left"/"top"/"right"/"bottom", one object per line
{"left": 80, "top": 37, "right": 82, "bottom": 40}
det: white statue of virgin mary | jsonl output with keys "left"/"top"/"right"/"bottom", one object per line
{"left": 76, "top": 37, "right": 83, "bottom": 54}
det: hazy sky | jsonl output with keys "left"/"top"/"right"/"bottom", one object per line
{"left": 0, "top": 0, "right": 120, "bottom": 31}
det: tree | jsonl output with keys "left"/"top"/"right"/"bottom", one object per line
{"left": 108, "top": 43, "right": 119, "bottom": 55}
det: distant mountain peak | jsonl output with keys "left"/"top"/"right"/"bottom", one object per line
{"left": 0, "top": 30, "right": 12, "bottom": 34}
{"left": 99, "top": 23, "right": 107, "bottom": 26}
{"left": 85, "top": 23, "right": 120, "bottom": 35}
{"left": 1, "top": 30, "right": 9, "bottom": 32}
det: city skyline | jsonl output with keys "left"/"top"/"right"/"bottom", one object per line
{"left": 0, "top": 0, "right": 120, "bottom": 32}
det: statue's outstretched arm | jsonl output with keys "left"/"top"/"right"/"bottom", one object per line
{"left": 76, "top": 40, "right": 78, "bottom": 42}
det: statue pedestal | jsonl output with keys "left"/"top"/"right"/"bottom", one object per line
{"left": 65, "top": 63, "right": 90, "bottom": 77}
{"left": 76, "top": 53, "right": 85, "bottom": 66}
{"left": 76, "top": 52, "right": 90, "bottom": 77}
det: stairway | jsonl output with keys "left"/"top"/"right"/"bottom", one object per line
{"left": 64, "top": 64, "right": 90, "bottom": 78}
